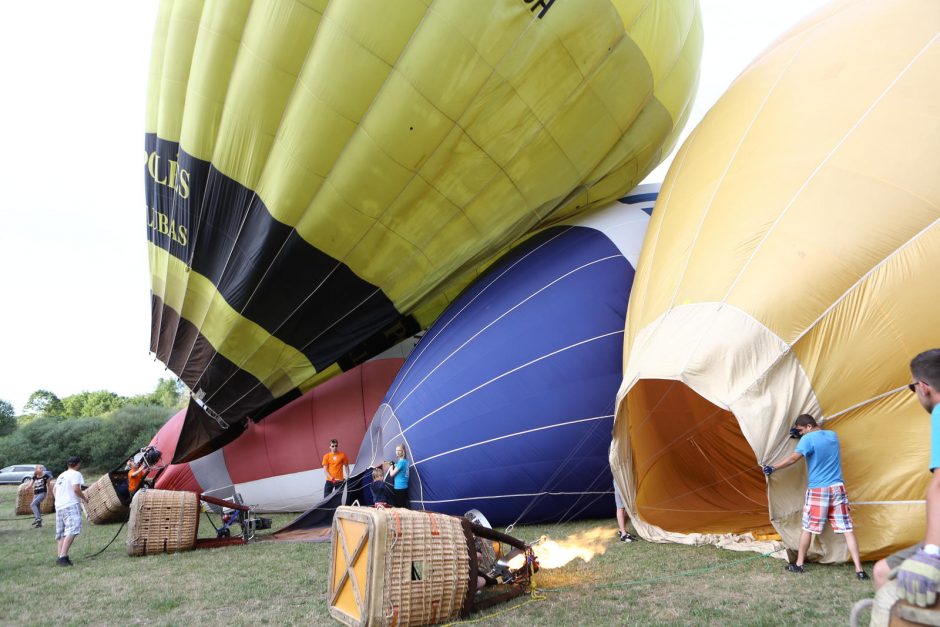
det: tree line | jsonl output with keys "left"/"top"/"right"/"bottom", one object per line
{"left": 0, "top": 379, "right": 187, "bottom": 474}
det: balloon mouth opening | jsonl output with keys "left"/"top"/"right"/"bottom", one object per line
{"left": 626, "top": 378, "right": 773, "bottom": 535}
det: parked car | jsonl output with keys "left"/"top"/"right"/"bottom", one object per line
{"left": 0, "top": 465, "right": 43, "bottom": 484}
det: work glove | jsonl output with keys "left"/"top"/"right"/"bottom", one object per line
{"left": 789, "top": 427, "right": 801, "bottom": 439}
{"left": 762, "top": 465, "right": 774, "bottom": 476}
{"left": 897, "top": 548, "right": 940, "bottom": 607}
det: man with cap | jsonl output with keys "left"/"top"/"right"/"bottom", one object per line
{"left": 53, "top": 456, "right": 88, "bottom": 566}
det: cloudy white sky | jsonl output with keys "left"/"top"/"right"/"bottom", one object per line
{"left": 0, "top": 1, "right": 829, "bottom": 413}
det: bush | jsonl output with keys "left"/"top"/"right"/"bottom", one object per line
{"left": 84, "top": 405, "right": 176, "bottom": 466}
{"left": 0, "top": 406, "right": 174, "bottom": 473}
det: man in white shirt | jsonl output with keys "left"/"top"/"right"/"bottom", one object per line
{"left": 53, "top": 456, "right": 89, "bottom": 566}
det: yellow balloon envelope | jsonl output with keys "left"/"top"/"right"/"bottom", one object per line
{"left": 145, "top": 0, "right": 702, "bottom": 460}
{"left": 612, "top": 0, "right": 940, "bottom": 561}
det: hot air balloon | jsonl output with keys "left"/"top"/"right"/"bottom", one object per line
{"left": 150, "top": 356, "right": 406, "bottom": 511}
{"left": 145, "top": 0, "right": 702, "bottom": 462}
{"left": 350, "top": 185, "right": 658, "bottom": 526}
{"left": 612, "top": 0, "right": 940, "bottom": 562}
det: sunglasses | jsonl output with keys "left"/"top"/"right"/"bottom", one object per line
{"left": 909, "top": 381, "right": 929, "bottom": 393}
{"left": 330, "top": 444, "right": 338, "bottom": 447}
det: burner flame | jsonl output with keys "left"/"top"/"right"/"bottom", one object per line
{"left": 531, "top": 527, "right": 609, "bottom": 569}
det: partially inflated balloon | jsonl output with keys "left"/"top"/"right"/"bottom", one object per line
{"left": 355, "top": 185, "right": 657, "bottom": 526}
{"left": 612, "top": 0, "right": 940, "bottom": 561}
{"left": 146, "top": 0, "right": 702, "bottom": 461}
{"left": 150, "top": 357, "right": 405, "bottom": 511}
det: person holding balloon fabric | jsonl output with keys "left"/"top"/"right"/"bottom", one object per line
{"left": 763, "top": 415, "right": 867, "bottom": 579}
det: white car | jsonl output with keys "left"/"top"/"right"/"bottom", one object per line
{"left": 0, "top": 465, "right": 41, "bottom": 484}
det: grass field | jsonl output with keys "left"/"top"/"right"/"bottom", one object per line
{"left": 0, "top": 485, "right": 875, "bottom": 625}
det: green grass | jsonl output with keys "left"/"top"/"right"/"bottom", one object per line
{"left": 0, "top": 485, "right": 874, "bottom": 625}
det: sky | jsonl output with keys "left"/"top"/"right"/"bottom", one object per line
{"left": 0, "top": 1, "right": 829, "bottom": 414}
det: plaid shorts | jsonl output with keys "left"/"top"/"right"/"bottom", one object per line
{"left": 55, "top": 504, "right": 83, "bottom": 539}
{"left": 802, "top": 484, "right": 853, "bottom": 534}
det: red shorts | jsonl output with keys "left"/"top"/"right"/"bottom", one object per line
{"left": 802, "top": 484, "right": 853, "bottom": 534}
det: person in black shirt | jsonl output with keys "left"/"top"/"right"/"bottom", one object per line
{"left": 30, "top": 465, "right": 51, "bottom": 528}
{"left": 370, "top": 467, "right": 391, "bottom": 508}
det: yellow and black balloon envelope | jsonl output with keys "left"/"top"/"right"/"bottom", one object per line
{"left": 612, "top": 0, "right": 940, "bottom": 562}
{"left": 145, "top": 0, "right": 702, "bottom": 461}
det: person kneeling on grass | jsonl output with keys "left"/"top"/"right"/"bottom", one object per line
{"left": 53, "top": 456, "right": 89, "bottom": 567}
{"left": 763, "top": 414, "right": 868, "bottom": 580}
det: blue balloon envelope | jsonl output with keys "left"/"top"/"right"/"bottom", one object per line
{"left": 355, "top": 185, "right": 658, "bottom": 526}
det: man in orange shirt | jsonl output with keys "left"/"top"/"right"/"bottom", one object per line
{"left": 322, "top": 439, "right": 350, "bottom": 498}
{"left": 127, "top": 460, "right": 146, "bottom": 496}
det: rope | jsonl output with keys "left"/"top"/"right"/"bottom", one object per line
{"left": 81, "top": 520, "right": 127, "bottom": 559}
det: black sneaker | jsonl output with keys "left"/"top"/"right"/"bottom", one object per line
{"left": 34, "top": 520, "right": 42, "bottom": 528}
{"left": 856, "top": 571, "right": 870, "bottom": 580}
{"left": 620, "top": 532, "right": 637, "bottom": 543}
{"left": 785, "top": 563, "right": 805, "bottom": 574}
{"left": 56, "top": 557, "right": 72, "bottom": 567}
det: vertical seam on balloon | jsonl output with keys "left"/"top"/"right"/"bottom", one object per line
{"left": 390, "top": 255, "right": 623, "bottom": 414}
{"left": 627, "top": 124, "right": 694, "bottom": 348}
{"left": 399, "top": 330, "right": 625, "bottom": 436}
{"left": 721, "top": 31, "right": 940, "bottom": 306}
{"left": 625, "top": 0, "right": 655, "bottom": 32}
{"left": 643, "top": 3, "right": 698, "bottom": 110}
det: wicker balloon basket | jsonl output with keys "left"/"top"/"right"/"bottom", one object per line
{"left": 85, "top": 473, "right": 130, "bottom": 524}
{"left": 328, "top": 506, "right": 471, "bottom": 627}
{"left": 14, "top": 481, "right": 54, "bottom": 516}
{"left": 126, "top": 489, "right": 200, "bottom": 557}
